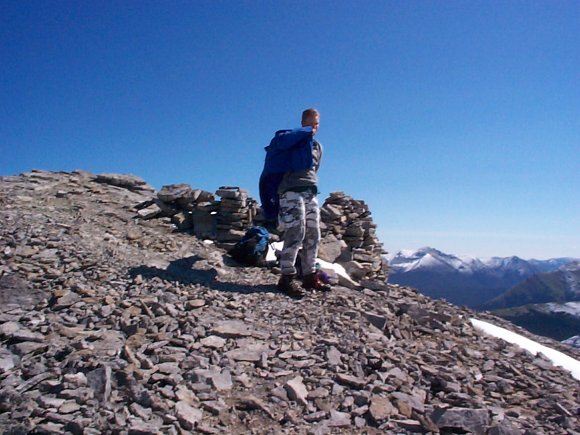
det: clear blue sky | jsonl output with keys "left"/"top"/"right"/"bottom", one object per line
{"left": 2, "top": 1, "right": 579, "bottom": 259}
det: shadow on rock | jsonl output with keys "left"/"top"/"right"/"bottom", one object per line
{"left": 129, "top": 255, "right": 275, "bottom": 295}
{"left": 0, "top": 273, "right": 51, "bottom": 312}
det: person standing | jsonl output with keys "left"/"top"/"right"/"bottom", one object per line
{"left": 275, "top": 108, "right": 331, "bottom": 297}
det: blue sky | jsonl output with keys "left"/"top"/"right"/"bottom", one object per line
{"left": 1, "top": 1, "right": 579, "bottom": 259}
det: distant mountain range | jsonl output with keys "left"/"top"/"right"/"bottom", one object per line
{"left": 385, "top": 247, "right": 574, "bottom": 307}
{"left": 386, "top": 248, "right": 580, "bottom": 345}
{"left": 483, "top": 264, "right": 580, "bottom": 341}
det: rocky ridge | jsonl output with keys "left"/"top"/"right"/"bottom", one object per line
{"left": 0, "top": 170, "right": 579, "bottom": 434}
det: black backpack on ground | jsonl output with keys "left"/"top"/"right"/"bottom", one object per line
{"left": 228, "top": 226, "right": 271, "bottom": 267}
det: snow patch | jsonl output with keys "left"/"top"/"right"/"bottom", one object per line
{"left": 470, "top": 318, "right": 580, "bottom": 381}
{"left": 543, "top": 302, "right": 580, "bottom": 317}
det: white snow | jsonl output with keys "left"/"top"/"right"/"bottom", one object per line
{"left": 265, "top": 241, "right": 283, "bottom": 263}
{"left": 470, "top": 318, "right": 580, "bottom": 381}
{"left": 386, "top": 247, "right": 482, "bottom": 274}
{"left": 415, "top": 253, "right": 443, "bottom": 269}
{"left": 387, "top": 248, "right": 577, "bottom": 276}
{"left": 315, "top": 258, "right": 351, "bottom": 282}
{"left": 266, "top": 242, "right": 354, "bottom": 284}
{"left": 543, "top": 301, "right": 580, "bottom": 317}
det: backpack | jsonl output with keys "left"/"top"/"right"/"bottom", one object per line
{"left": 228, "top": 226, "right": 270, "bottom": 266}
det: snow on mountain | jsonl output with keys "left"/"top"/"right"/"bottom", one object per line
{"left": 386, "top": 247, "right": 480, "bottom": 274}
{"left": 542, "top": 302, "right": 580, "bottom": 317}
{"left": 386, "top": 247, "right": 575, "bottom": 276}
{"left": 563, "top": 336, "right": 580, "bottom": 350}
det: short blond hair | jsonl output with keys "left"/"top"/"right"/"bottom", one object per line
{"left": 302, "top": 108, "right": 319, "bottom": 126}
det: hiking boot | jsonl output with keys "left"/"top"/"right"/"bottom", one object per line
{"left": 277, "top": 274, "right": 305, "bottom": 298}
{"left": 303, "top": 273, "right": 331, "bottom": 292}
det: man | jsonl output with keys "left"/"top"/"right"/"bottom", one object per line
{"left": 276, "top": 108, "right": 331, "bottom": 297}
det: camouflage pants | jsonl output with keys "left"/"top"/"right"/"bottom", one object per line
{"left": 278, "top": 190, "right": 320, "bottom": 276}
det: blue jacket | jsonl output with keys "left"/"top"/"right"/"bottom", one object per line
{"left": 262, "top": 127, "right": 314, "bottom": 174}
{"left": 259, "top": 127, "right": 315, "bottom": 220}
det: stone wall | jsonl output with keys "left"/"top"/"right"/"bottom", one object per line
{"left": 137, "top": 184, "right": 387, "bottom": 282}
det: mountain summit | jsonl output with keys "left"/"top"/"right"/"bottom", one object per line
{"left": 1, "top": 170, "right": 579, "bottom": 433}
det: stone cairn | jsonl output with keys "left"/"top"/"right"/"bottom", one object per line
{"left": 136, "top": 184, "right": 258, "bottom": 250}
{"left": 136, "top": 185, "right": 386, "bottom": 282}
{"left": 214, "top": 187, "right": 258, "bottom": 250}
{"left": 318, "top": 192, "right": 388, "bottom": 282}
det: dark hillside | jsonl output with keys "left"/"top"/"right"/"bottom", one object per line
{"left": 483, "top": 271, "right": 572, "bottom": 310}
{"left": 482, "top": 270, "right": 580, "bottom": 310}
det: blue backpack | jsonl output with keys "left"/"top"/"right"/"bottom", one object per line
{"left": 228, "top": 226, "right": 270, "bottom": 266}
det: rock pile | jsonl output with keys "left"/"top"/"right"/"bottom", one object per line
{"left": 214, "top": 187, "right": 259, "bottom": 250}
{"left": 136, "top": 184, "right": 259, "bottom": 248}
{"left": 318, "top": 192, "right": 388, "bottom": 282}
{"left": 1, "top": 170, "right": 579, "bottom": 434}
{"left": 139, "top": 184, "right": 387, "bottom": 283}
{"left": 135, "top": 183, "right": 216, "bottom": 233}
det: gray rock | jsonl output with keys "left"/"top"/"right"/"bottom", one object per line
{"left": 37, "top": 396, "right": 66, "bottom": 409}
{"left": 175, "top": 386, "right": 197, "bottom": 406}
{"left": 0, "top": 354, "right": 16, "bottom": 372}
{"left": 216, "top": 187, "right": 245, "bottom": 199}
{"left": 157, "top": 184, "right": 193, "bottom": 202}
{"left": 308, "top": 387, "right": 330, "bottom": 399}
{"left": 285, "top": 376, "right": 309, "bottom": 406}
{"left": 234, "top": 394, "right": 276, "bottom": 420}
{"left": 128, "top": 420, "right": 162, "bottom": 435}
{"left": 342, "top": 261, "right": 368, "bottom": 280}
{"left": 200, "top": 336, "right": 226, "bottom": 349}
{"left": 210, "top": 370, "right": 233, "bottom": 391}
{"left": 0, "top": 321, "right": 20, "bottom": 337}
{"left": 318, "top": 234, "right": 347, "bottom": 263}
{"left": 137, "top": 203, "right": 162, "bottom": 219}
{"left": 59, "top": 401, "right": 81, "bottom": 414}
{"left": 157, "top": 362, "right": 180, "bottom": 374}
{"left": 226, "top": 343, "right": 268, "bottom": 362}
{"left": 335, "top": 373, "right": 366, "bottom": 389}
{"left": 431, "top": 407, "right": 490, "bottom": 434}
{"left": 363, "top": 311, "right": 388, "bottom": 331}
{"left": 174, "top": 401, "right": 203, "bottom": 430}
{"left": 326, "top": 346, "right": 342, "bottom": 366}
{"left": 87, "top": 366, "right": 112, "bottom": 402}
{"left": 10, "top": 341, "right": 47, "bottom": 356}
{"left": 211, "top": 320, "right": 254, "bottom": 338}
{"left": 304, "top": 411, "right": 328, "bottom": 422}
{"left": 327, "top": 410, "right": 351, "bottom": 427}
{"left": 368, "top": 395, "right": 396, "bottom": 422}
{"left": 390, "top": 391, "right": 425, "bottom": 414}
{"left": 52, "top": 290, "right": 81, "bottom": 310}
{"left": 95, "top": 173, "right": 154, "bottom": 193}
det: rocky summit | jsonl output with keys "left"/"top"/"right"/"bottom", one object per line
{"left": 1, "top": 170, "right": 579, "bottom": 435}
